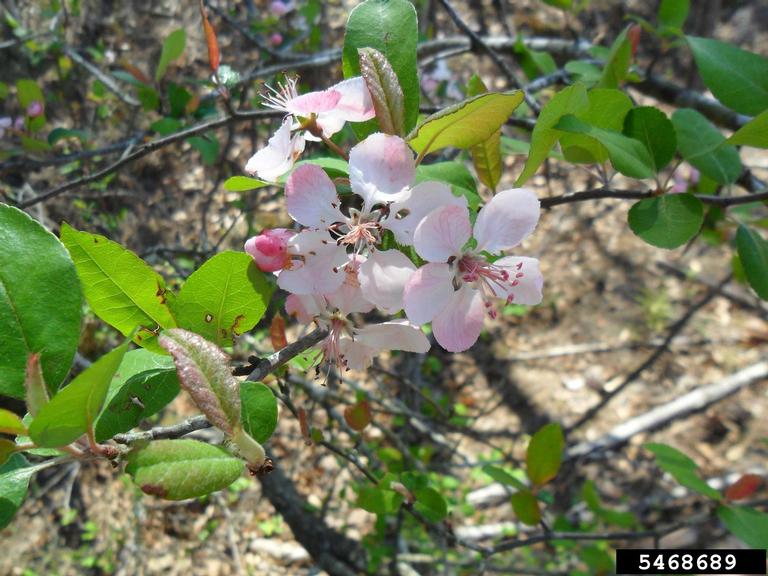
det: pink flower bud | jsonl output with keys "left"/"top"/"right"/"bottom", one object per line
{"left": 26, "top": 101, "right": 44, "bottom": 118}
{"left": 270, "top": 32, "right": 283, "bottom": 46}
{"left": 244, "top": 228, "right": 294, "bottom": 272}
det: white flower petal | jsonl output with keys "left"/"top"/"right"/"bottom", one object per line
{"left": 473, "top": 188, "right": 540, "bottom": 253}
{"left": 492, "top": 256, "right": 544, "bottom": 305}
{"left": 383, "top": 181, "right": 467, "bottom": 246}
{"left": 277, "top": 230, "right": 348, "bottom": 295}
{"left": 349, "top": 133, "right": 415, "bottom": 211}
{"left": 244, "top": 118, "right": 305, "bottom": 182}
{"left": 358, "top": 249, "right": 416, "bottom": 313}
{"left": 413, "top": 204, "right": 471, "bottom": 262}
{"left": 403, "top": 262, "right": 455, "bottom": 325}
{"left": 286, "top": 164, "right": 346, "bottom": 228}
{"left": 432, "top": 284, "right": 485, "bottom": 352}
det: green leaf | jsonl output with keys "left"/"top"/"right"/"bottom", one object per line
{"left": 622, "top": 106, "right": 677, "bottom": 172}
{"left": 48, "top": 128, "right": 88, "bottom": 146}
{"left": 658, "top": 0, "right": 689, "bottom": 30}
{"left": 736, "top": 226, "right": 768, "bottom": 300}
{"left": 671, "top": 109, "right": 742, "bottom": 184}
{"left": 482, "top": 464, "right": 528, "bottom": 491}
{"left": 188, "top": 135, "right": 219, "bottom": 165}
{"left": 155, "top": 28, "right": 186, "bottom": 83}
{"left": 408, "top": 91, "right": 525, "bottom": 158}
{"left": 358, "top": 47, "right": 405, "bottom": 136}
{"left": 628, "top": 193, "right": 704, "bottom": 249}
{"left": 149, "top": 117, "right": 182, "bottom": 136}
{"left": 16, "top": 79, "right": 46, "bottom": 131}
{"left": 0, "top": 454, "right": 34, "bottom": 529}
{"left": 728, "top": 110, "right": 768, "bottom": 148}
{"left": 559, "top": 88, "right": 633, "bottom": 165}
{"left": 717, "top": 505, "right": 768, "bottom": 548}
{"left": 414, "top": 487, "right": 447, "bottom": 522}
{"left": 20, "top": 136, "right": 51, "bottom": 152}
{"left": 598, "top": 26, "right": 632, "bottom": 89}
{"left": 357, "top": 486, "right": 403, "bottom": 515}
{"left": 175, "top": 251, "right": 273, "bottom": 347}
{"left": 60, "top": 223, "right": 176, "bottom": 353}
{"left": 526, "top": 423, "right": 564, "bottom": 486}
{"left": 511, "top": 489, "right": 541, "bottom": 526}
{"left": 94, "top": 369, "right": 179, "bottom": 442}
{"left": 342, "top": 0, "right": 419, "bottom": 135}
{"left": 126, "top": 439, "right": 243, "bottom": 500}
{"left": 465, "top": 76, "right": 502, "bottom": 192}
{"left": 158, "top": 329, "right": 240, "bottom": 436}
{"left": 0, "top": 205, "right": 82, "bottom": 398}
{"left": 687, "top": 36, "right": 768, "bottom": 116}
{"left": 515, "top": 83, "right": 589, "bottom": 185}
{"left": 645, "top": 443, "right": 721, "bottom": 499}
{"left": 24, "top": 353, "right": 48, "bottom": 416}
{"left": 0, "top": 409, "right": 25, "bottom": 436}
{"left": 223, "top": 176, "right": 270, "bottom": 192}
{"left": 555, "top": 115, "right": 655, "bottom": 179}
{"left": 542, "top": 0, "right": 572, "bottom": 8}
{"left": 240, "top": 381, "right": 278, "bottom": 444}
{"left": 564, "top": 61, "right": 602, "bottom": 86}
{"left": 29, "top": 341, "right": 129, "bottom": 448}
{"left": 137, "top": 85, "right": 160, "bottom": 111}
{"left": 0, "top": 439, "right": 16, "bottom": 466}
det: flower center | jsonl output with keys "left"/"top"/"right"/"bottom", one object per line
{"left": 314, "top": 315, "right": 352, "bottom": 380}
{"left": 456, "top": 254, "right": 525, "bottom": 319}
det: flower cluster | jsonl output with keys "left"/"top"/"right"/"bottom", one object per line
{"left": 244, "top": 78, "right": 543, "bottom": 369}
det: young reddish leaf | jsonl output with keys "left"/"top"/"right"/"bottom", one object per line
{"left": 344, "top": 400, "right": 372, "bottom": 432}
{"left": 159, "top": 329, "right": 240, "bottom": 436}
{"left": 725, "top": 474, "right": 763, "bottom": 501}
{"left": 628, "top": 24, "right": 641, "bottom": 57}
{"left": 120, "top": 61, "right": 151, "bottom": 85}
{"left": 270, "top": 313, "right": 287, "bottom": 351}
{"left": 24, "top": 353, "right": 48, "bottom": 417}
{"left": 199, "top": 0, "right": 220, "bottom": 73}
{"left": 511, "top": 490, "right": 541, "bottom": 526}
{"left": 358, "top": 47, "right": 405, "bottom": 136}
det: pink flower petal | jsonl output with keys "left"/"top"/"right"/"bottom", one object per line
{"left": 492, "top": 256, "right": 544, "bottom": 305}
{"left": 402, "top": 262, "right": 454, "bottom": 325}
{"left": 286, "top": 164, "right": 346, "bottom": 228}
{"left": 277, "top": 230, "right": 348, "bottom": 294}
{"left": 349, "top": 133, "right": 415, "bottom": 211}
{"left": 325, "top": 255, "right": 374, "bottom": 316}
{"left": 358, "top": 249, "right": 416, "bottom": 313}
{"left": 383, "top": 181, "right": 467, "bottom": 246}
{"left": 327, "top": 77, "right": 375, "bottom": 123}
{"left": 413, "top": 204, "right": 471, "bottom": 262}
{"left": 341, "top": 320, "right": 430, "bottom": 371}
{"left": 431, "top": 285, "right": 485, "bottom": 352}
{"left": 473, "top": 188, "right": 540, "bottom": 253}
{"left": 245, "top": 118, "right": 305, "bottom": 182}
{"left": 285, "top": 89, "right": 342, "bottom": 117}
{"left": 285, "top": 294, "right": 326, "bottom": 324}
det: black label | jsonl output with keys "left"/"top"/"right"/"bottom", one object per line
{"left": 616, "top": 549, "right": 766, "bottom": 575}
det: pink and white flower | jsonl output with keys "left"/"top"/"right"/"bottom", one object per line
{"left": 286, "top": 261, "right": 429, "bottom": 371}
{"left": 403, "top": 188, "right": 544, "bottom": 352}
{"left": 284, "top": 133, "right": 465, "bottom": 310}
{"left": 276, "top": 229, "right": 349, "bottom": 295}
{"left": 244, "top": 228, "right": 294, "bottom": 272}
{"left": 245, "top": 76, "right": 374, "bottom": 182}
{"left": 245, "top": 117, "right": 305, "bottom": 182}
